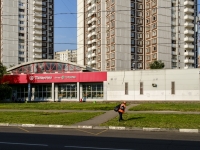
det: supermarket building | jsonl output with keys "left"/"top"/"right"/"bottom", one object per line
{"left": 3, "top": 60, "right": 200, "bottom": 102}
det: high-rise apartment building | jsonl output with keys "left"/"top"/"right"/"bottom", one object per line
{"left": 0, "top": 0, "right": 54, "bottom": 67}
{"left": 77, "top": 0, "right": 198, "bottom": 71}
{"left": 55, "top": 49, "right": 77, "bottom": 63}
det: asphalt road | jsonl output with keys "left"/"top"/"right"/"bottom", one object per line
{"left": 0, "top": 126, "right": 200, "bottom": 150}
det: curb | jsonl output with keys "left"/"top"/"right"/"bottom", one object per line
{"left": 0, "top": 123, "right": 199, "bottom": 133}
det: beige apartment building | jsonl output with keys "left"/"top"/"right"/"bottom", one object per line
{"left": 77, "top": 0, "right": 198, "bottom": 71}
{"left": 0, "top": 0, "right": 54, "bottom": 68}
{"left": 55, "top": 50, "right": 77, "bottom": 63}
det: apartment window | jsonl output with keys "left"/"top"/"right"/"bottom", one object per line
{"left": 19, "top": 9, "right": 24, "bottom": 12}
{"left": 131, "top": 2, "right": 134, "bottom": 8}
{"left": 125, "top": 82, "right": 128, "bottom": 95}
{"left": 42, "top": 8, "right": 47, "bottom": 12}
{"left": 153, "top": 16, "right": 157, "bottom": 21}
{"left": 131, "top": 17, "right": 135, "bottom": 23}
{"left": 42, "top": 2, "right": 46, "bottom": 6}
{"left": 131, "top": 32, "right": 135, "bottom": 38}
{"left": 42, "top": 37, "right": 47, "bottom": 41}
{"left": 19, "top": 2, "right": 24, "bottom": 6}
{"left": 131, "top": 47, "right": 135, "bottom": 53}
{"left": 111, "top": 60, "right": 115, "bottom": 66}
{"left": 19, "top": 15, "right": 24, "bottom": 18}
{"left": 19, "top": 21, "right": 24, "bottom": 24}
{"left": 152, "top": 30, "right": 157, "bottom": 36}
{"left": 171, "top": 82, "right": 175, "bottom": 94}
{"left": 42, "top": 14, "right": 47, "bottom": 17}
{"left": 140, "top": 82, "right": 143, "bottom": 95}
{"left": 131, "top": 10, "right": 135, "bottom": 16}
{"left": 131, "top": 25, "right": 135, "bottom": 30}
{"left": 131, "top": 40, "right": 135, "bottom": 45}
{"left": 19, "top": 45, "right": 24, "bottom": 49}
{"left": 152, "top": 38, "right": 157, "bottom": 44}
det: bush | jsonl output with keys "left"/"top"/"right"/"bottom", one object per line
{"left": 0, "top": 84, "right": 12, "bottom": 101}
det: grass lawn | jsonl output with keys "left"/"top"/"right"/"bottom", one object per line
{"left": 102, "top": 113, "right": 200, "bottom": 129}
{"left": 129, "top": 102, "right": 200, "bottom": 112}
{"left": 0, "top": 102, "right": 120, "bottom": 110}
{"left": 0, "top": 112, "right": 104, "bottom": 125}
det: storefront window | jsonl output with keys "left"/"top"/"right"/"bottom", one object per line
{"left": 35, "top": 84, "right": 52, "bottom": 100}
{"left": 58, "top": 84, "right": 77, "bottom": 99}
{"left": 82, "top": 83, "right": 103, "bottom": 99}
{"left": 11, "top": 85, "right": 28, "bottom": 101}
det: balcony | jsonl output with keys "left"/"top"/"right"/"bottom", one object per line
{"left": 184, "top": 1, "right": 194, "bottom": 6}
{"left": 184, "top": 8, "right": 194, "bottom": 14}
{"left": 34, "top": 0, "right": 42, "bottom": 5}
{"left": 88, "top": 26, "right": 93, "bottom": 31}
{"left": 172, "top": 44, "right": 176, "bottom": 47}
{"left": 34, "top": 24, "right": 42, "bottom": 29}
{"left": 91, "top": 60, "right": 96, "bottom": 64}
{"left": 92, "top": 39, "right": 96, "bottom": 43}
{"left": 34, "top": 13, "right": 42, "bottom": 17}
{"left": 184, "top": 44, "right": 194, "bottom": 49}
{"left": 87, "top": 0, "right": 92, "bottom": 4}
{"left": 184, "top": 37, "right": 194, "bottom": 42}
{"left": 184, "top": 66, "right": 194, "bottom": 69}
{"left": 33, "top": 54, "right": 42, "bottom": 59}
{"left": 92, "top": 53, "right": 96, "bottom": 57}
{"left": 88, "top": 33, "right": 92, "bottom": 38}
{"left": 92, "top": 31, "right": 96, "bottom": 36}
{"left": 184, "top": 15, "right": 194, "bottom": 20}
{"left": 184, "top": 59, "right": 194, "bottom": 63}
{"left": 172, "top": 51, "right": 176, "bottom": 55}
{"left": 87, "top": 54, "right": 91, "bottom": 58}
{"left": 184, "top": 22, "right": 194, "bottom": 27}
{"left": 33, "top": 30, "right": 42, "bottom": 35}
{"left": 184, "top": 51, "right": 194, "bottom": 56}
{"left": 184, "top": 29, "right": 194, "bottom": 35}
{"left": 88, "top": 11, "right": 96, "bottom": 17}
{"left": 33, "top": 18, "right": 42, "bottom": 23}
{"left": 19, "top": 36, "right": 24, "bottom": 40}
{"left": 33, "top": 42, "right": 42, "bottom": 47}
{"left": 33, "top": 6, "right": 42, "bottom": 12}
{"left": 33, "top": 48, "right": 42, "bottom": 53}
{"left": 33, "top": 36, "right": 42, "bottom": 41}
{"left": 172, "top": 14, "right": 176, "bottom": 18}
{"left": 87, "top": 61, "right": 91, "bottom": 65}
{"left": 172, "top": 59, "right": 177, "bottom": 62}
{"left": 88, "top": 47, "right": 92, "bottom": 51}
{"left": 87, "top": 40, "right": 92, "bottom": 44}
{"left": 92, "top": 45, "right": 96, "bottom": 50}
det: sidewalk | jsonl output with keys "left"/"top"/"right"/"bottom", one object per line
{"left": 73, "top": 104, "right": 140, "bottom": 126}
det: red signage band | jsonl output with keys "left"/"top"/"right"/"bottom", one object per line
{"left": 3, "top": 72, "right": 107, "bottom": 84}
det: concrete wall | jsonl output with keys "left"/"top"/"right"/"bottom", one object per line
{"left": 106, "top": 69, "right": 200, "bottom": 101}
{"left": 77, "top": 0, "right": 85, "bottom": 66}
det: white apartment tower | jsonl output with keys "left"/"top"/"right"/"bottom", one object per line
{"left": 77, "top": 0, "right": 198, "bottom": 70}
{"left": 0, "top": 0, "right": 54, "bottom": 67}
{"left": 55, "top": 50, "right": 77, "bottom": 63}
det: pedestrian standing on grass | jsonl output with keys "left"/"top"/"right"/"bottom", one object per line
{"left": 118, "top": 101, "right": 126, "bottom": 122}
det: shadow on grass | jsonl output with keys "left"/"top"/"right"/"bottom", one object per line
{"left": 126, "top": 116, "right": 145, "bottom": 121}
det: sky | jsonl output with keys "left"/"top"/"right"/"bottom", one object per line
{"left": 54, "top": 0, "right": 200, "bottom": 52}
{"left": 54, "top": 0, "right": 77, "bottom": 52}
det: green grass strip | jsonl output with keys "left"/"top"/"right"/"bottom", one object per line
{"left": 0, "top": 112, "right": 103, "bottom": 125}
{"left": 0, "top": 102, "right": 120, "bottom": 110}
{"left": 102, "top": 113, "right": 200, "bottom": 129}
{"left": 129, "top": 102, "right": 200, "bottom": 112}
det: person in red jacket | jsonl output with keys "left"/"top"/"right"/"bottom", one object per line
{"left": 118, "top": 101, "right": 126, "bottom": 122}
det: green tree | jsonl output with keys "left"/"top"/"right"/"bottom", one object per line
{"left": 149, "top": 60, "right": 165, "bottom": 69}
{"left": 0, "top": 63, "right": 12, "bottom": 101}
